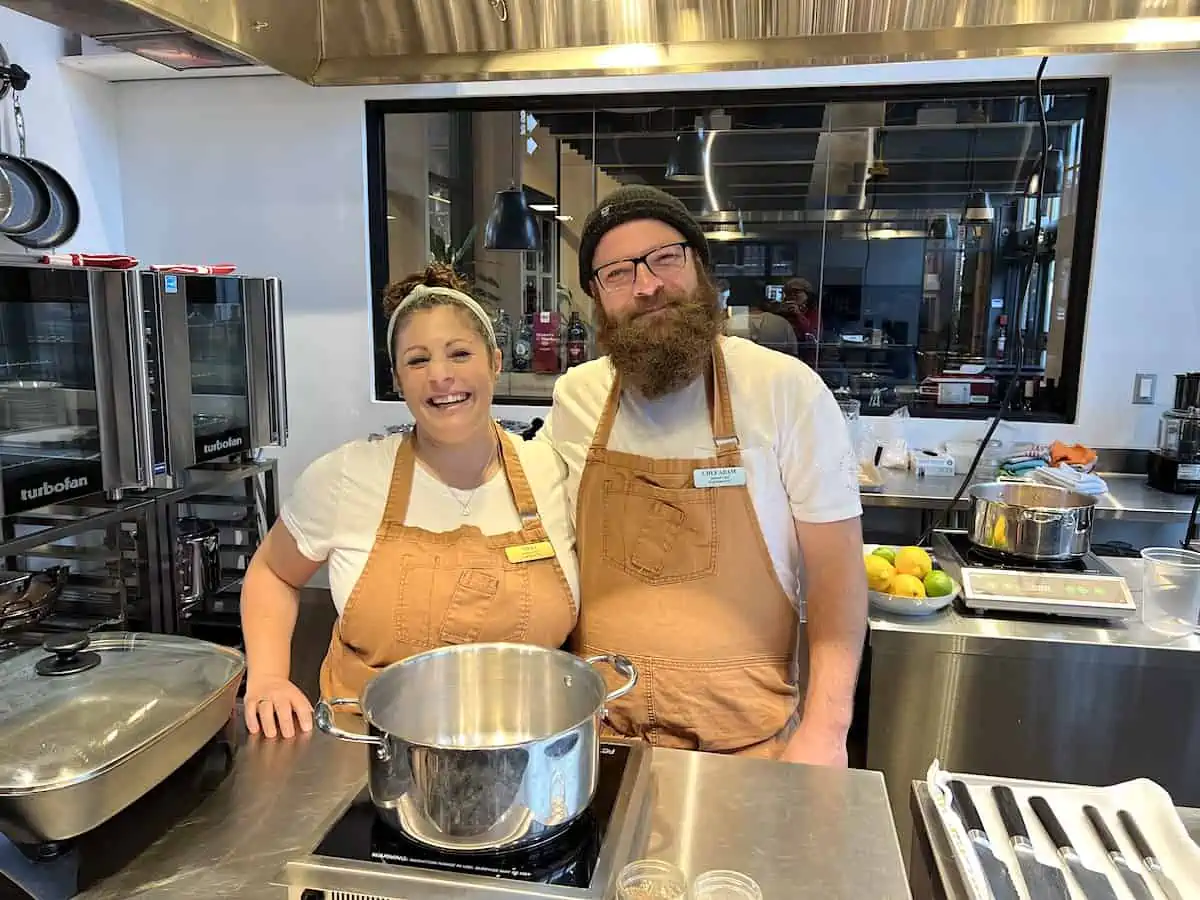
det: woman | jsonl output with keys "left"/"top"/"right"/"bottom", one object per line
{"left": 240, "top": 264, "right": 579, "bottom": 738}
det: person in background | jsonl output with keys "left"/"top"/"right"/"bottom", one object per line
{"left": 539, "top": 185, "right": 867, "bottom": 766}
{"left": 779, "top": 277, "right": 819, "bottom": 341}
{"left": 240, "top": 263, "right": 579, "bottom": 738}
{"left": 746, "top": 293, "right": 799, "bottom": 357}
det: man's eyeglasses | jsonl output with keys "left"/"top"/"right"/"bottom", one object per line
{"left": 591, "top": 242, "right": 690, "bottom": 294}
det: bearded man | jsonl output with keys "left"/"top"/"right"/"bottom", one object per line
{"left": 539, "top": 185, "right": 867, "bottom": 766}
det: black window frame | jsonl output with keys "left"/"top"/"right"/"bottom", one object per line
{"left": 365, "top": 77, "right": 1109, "bottom": 421}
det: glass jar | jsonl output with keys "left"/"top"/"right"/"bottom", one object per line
{"left": 616, "top": 859, "right": 689, "bottom": 900}
{"left": 691, "top": 870, "right": 764, "bottom": 900}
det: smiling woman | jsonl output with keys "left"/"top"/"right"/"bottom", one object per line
{"left": 237, "top": 263, "right": 581, "bottom": 740}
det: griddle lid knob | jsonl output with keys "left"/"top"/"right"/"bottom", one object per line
{"left": 36, "top": 631, "right": 101, "bottom": 676}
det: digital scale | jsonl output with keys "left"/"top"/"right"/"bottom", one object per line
{"left": 932, "top": 530, "right": 1137, "bottom": 620}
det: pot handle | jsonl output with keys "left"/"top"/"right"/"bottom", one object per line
{"left": 1021, "top": 509, "right": 1065, "bottom": 525}
{"left": 584, "top": 653, "right": 639, "bottom": 703}
{"left": 314, "top": 697, "right": 391, "bottom": 760}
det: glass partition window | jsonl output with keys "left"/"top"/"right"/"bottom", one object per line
{"left": 367, "top": 81, "right": 1106, "bottom": 421}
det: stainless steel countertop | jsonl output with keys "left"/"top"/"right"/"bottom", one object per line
{"left": 870, "top": 557, "right": 1200, "bottom": 658}
{"left": 910, "top": 781, "right": 1200, "bottom": 900}
{"left": 862, "top": 471, "right": 1198, "bottom": 522}
{"left": 79, "top": 716, "right": 911, "bottom": 899}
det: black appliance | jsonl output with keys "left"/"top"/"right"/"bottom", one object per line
{"left": 1148, "top": 372, "right": 1200, "bottom": 494}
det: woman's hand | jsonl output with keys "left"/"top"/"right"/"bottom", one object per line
{"left": 244, "top": 675, "right": 314, "bottom": 739}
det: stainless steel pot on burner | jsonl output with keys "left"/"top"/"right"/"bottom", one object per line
{"left": 968, "top": 482, "right": 1097, "bottom": 561}
{"left": 315, "top": 642, "right": 638, "bottom": 853}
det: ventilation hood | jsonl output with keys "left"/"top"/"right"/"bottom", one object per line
{"left": 6, "top": 0, "right": 1200, "bottom": 85}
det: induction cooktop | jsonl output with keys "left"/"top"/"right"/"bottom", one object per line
{"left": 281, "top": 740, "right": 650, "bottom": 900}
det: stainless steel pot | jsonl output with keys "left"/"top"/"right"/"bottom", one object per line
{"left": 315, "top": 642, "right": 638, "bottom": 853}
{"left": 176, "top": 518, "right": 221, "bottom": 619}
{"left": 968, "top": 481, "right": 1097, "bottom": 560}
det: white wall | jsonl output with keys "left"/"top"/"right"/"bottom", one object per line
{"left": 0, "top": 9, "right": 124, "bottom": 253}
{"left": 107, "top": 50, "right": 1200, "bottom": 498}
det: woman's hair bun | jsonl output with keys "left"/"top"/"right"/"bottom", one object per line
{"left": 382, "top": 262, "right": 472, "bottom": 318}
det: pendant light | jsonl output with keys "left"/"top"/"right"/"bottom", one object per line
{"left": 666, "top": 115, "right": 706, "bottom": 182}
{"left": 484, "top": 111, "right": 539, "bottom": 252}
{"left": 964, "top": 190, "right": 994, "bottom": 223}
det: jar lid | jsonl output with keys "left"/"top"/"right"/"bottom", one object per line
{"left": 0, "top": 633, "right": 244, "bottom": 794}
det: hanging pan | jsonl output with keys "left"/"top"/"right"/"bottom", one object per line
{"left": 0, "top": 62, "right": 50, "bottom": 237}
{"left": 7, "top": 89, "right": 78, "bottom": 249}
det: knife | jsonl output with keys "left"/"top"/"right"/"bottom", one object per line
{"left": 992, "top": 786, "right": 1070, "bottom": 900}
{"left": 1029, "top": 796, "right": 1119, "bottom": 900}
{"left": 948, "top": 779, "right": 1019, "bottom": 900}
{"left": 1117, "top": 809, "right": 1184, "bottom": 900}
{"left": 1082, "top": 806, "right": 1154, "bottom": 900}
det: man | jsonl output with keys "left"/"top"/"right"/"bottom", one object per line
{"left": 745, "top": 293, "right": 799, "bottom": 357}
{"left": 779, "top": 277, "right": 819, "bottom": 341}
{"left": 539, "top": 185, "right": 867, "bottom": 766}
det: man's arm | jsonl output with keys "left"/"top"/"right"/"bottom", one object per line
{"left": 782, "top": 515, "right": 868, "bottom": 766}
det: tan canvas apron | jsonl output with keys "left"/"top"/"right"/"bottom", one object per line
{"left": 574, "top": 342, "right": 801, "bottom": 758}
{"left": 320, "top": 424, "right": 577, "bottom": 701}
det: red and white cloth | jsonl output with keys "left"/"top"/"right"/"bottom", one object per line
{"left": 39, "top": 253, "right": 138, "bottom": 269}
{"left": 148, "top": 263, "right": 237, "bottom": 275}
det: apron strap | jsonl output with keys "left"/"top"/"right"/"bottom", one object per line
{"left": 379, "top": 434, "right": 419, "bottom": 525}
{"left": 496, "top": 425, "right": 549, "bottom": 541}
{"left": 589, "top": 340, "right": 743, "bottom": 462}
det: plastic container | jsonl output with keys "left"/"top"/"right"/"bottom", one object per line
{"left": 691, "top": 869, "right": 764, "bottom": 900}
{"left": 944, "top": 438, "right": 1005, "bottom": 477}
{"left": 1140, "top": 547, "right": 1200, "bottom": 637}
{"left": 616, "top": 859, "right": 689, "bottom": 900}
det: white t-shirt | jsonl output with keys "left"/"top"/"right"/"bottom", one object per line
{"left": 538, "top": 335, "right": 861, "bottom": 606}
{"left": 280, "top": 435, "right": 580, "bottom": 615}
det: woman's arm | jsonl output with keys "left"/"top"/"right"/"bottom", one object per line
{"left": 240, "top": 522, "right": 323, "bottom": 738}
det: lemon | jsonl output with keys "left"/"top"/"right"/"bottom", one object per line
{"left": 991, "top": 519, "right": 1008, "bottom": 546}
{"left": 924, "top": 570, "right": 955, "bottom": 598}
{"left": 891, "top": 573, "right": 927, "bottom": 599}
{"left": 894, "top": 546, "right": 933, "bottom": 580}
{"left": 871, "top": 546, "right": 897, "bottom": 564}
{"left": 864, "top": 555, "right": 895, "bottom": 592}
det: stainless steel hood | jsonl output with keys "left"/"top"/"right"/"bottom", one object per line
{"left": 6, "top": 0, "right": 1200, "bottom": 85}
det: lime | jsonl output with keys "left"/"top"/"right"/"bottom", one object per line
{"left": 924, "top": 570, "right": 955, "bottom": 598}
{"left": 872, "top": 546, "right": 897, "bottom": 564}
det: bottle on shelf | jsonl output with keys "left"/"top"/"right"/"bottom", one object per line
{"left": 566, "top": 311, "right": 588, "bottom": 368}
{"left": 493, "top": 309, "right": 513, "bottom": 371}
{"left": 511, "top": 315, "right": 533, "bottom": 373}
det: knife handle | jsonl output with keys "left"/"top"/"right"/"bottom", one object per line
{"left": 1029, "top": 796, "right": 1073, "bottom": 852}
{"left": 1083, "top": 805, "right": 1120, "bottom": 855}
{"left": 949, "top": 779, "right": 987, "bottom": 834}
{"left": 1117, "top": 809, "right": 1156, "bottom": 862}
{"left": 992, "top": 785, "right": 1029, "bottom": 840}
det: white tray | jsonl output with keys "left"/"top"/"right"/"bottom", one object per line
{"left": 927, "top": 761, "right": 1200, "bottom": 900}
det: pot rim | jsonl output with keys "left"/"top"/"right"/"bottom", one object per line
{"left": 358, "top": 642, "right": 610, "bottom": 752}
{"left": 968, "top": 480, "right": 1098, "bottom": 512}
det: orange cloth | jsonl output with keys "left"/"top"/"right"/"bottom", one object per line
{"left": 1049, "top": 441, "right": 1097, "bottom": 470}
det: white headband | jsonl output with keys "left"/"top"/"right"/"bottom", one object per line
{"left": 386, "top": 284, "right": 498, "bottom": 364}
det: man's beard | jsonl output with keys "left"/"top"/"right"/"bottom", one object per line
{"left": 597, "top": 277, "right": 723, "bottom": 400}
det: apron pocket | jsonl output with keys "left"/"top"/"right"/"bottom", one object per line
{"left": 601, "top": 477, "right": 717, "bottom": 585}
{"left": 439, "top": 569, "right": 501, "bottom": 643}
{"left": 651, "top": 659, "right": 798, "bottom": 754}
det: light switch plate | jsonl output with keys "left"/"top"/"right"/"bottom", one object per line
{"left": 1132, "top": 373, "right": 1157, "bottom": 405}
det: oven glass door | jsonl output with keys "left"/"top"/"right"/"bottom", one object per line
{"left": 0, "top": 267, "right": 103, "bottom": 514}
{"left": 184, "top": 276, "right": 252, "bottom": 462}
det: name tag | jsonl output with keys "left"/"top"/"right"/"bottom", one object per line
{"left": 505, "top": 540, "right": 556, "bottom": 564}
{"left": 693, "top": 466, "right": 747, "bottom": 488}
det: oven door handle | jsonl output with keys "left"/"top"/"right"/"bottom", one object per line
{"left": 265, "top": 277, "right": 288, "bottom": 447}
{"left": 125, "top": 272, "right": 156, "bottom": 488}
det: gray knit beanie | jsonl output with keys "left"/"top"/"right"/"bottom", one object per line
{"left": 577, "top": 185, "right": 710, "bottom": 292}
